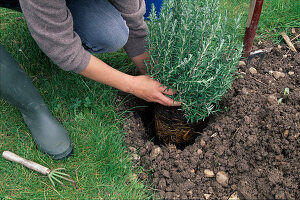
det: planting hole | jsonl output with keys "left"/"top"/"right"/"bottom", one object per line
{"left": 134, "top": 103, "right": 210, "bottom": 150}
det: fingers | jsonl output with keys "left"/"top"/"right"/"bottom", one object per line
{"left": 156, "top": 93, "right": 181, "bottom": 106}
{"left": 162, "top": 88, "right": 176, "bottom": 95}
{"left": 159, "top": 84, "right": 178, "bottom": 96}
{"left": 133, "top": 75, "right": 180, "bottom": 106}
{"left": 155, "top": 85, "right": 180, "bottom": 106}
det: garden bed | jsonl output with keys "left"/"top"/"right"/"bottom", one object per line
{"left": 120, "top": 41, "right": 300, "bottom": 200}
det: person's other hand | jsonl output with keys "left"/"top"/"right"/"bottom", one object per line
{"left": 128, "top": 75, "right": 181, "bottom": 106}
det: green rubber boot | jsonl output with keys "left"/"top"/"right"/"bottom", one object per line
{"left": 0, "top": 45, "right": 73, "bottom": 160}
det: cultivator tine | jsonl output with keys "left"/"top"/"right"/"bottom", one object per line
{"left": 48, "top": 168, "right": 77, "bottom": 188}
{"left": 48, "top": 175, "right": 56, "bottom": 187}
{"left": 246, "top": 49, "right": 265, "bottom": 68}
{"left": 52, "top": 170, "right": 71, "bottom": 177}
{"left": 50, "top": 175, "right": 66, "bottom": 187}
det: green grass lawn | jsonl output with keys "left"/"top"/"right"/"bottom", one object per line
{"left": 0, "top": 0, "right": 299, "bottom": 199}
{"left": 0, "top": 9, "right": 150, "bottom": 199}
{"left": 220, "top": 0, "right": 300, "bottom": 42}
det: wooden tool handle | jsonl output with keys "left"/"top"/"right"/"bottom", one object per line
{"left": 2, "top": 151, "right": 51, "bottom": 175}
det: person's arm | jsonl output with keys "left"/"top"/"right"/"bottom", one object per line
{"left": 19, "top": 0, "right": 179, "bottom": 106}
{"left": 19, "top": 0, "right": 90, "bottom": 72}
{"left": 80, "top": 55, "right": 181, "bottom": 106}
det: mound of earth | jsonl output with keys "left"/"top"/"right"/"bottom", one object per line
{"left": 119, "top": 41, "right": 300, "bottom": 200}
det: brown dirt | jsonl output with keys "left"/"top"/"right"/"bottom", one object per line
{"left": 119, "top": 41, "right": 300, "bottom": 200}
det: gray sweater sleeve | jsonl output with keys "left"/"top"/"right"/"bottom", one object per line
{"left": 19, "top": 0, "right": 148, "bottom": 73}
{"left": 18, "top": 0, "right": 91, "bottom": 73}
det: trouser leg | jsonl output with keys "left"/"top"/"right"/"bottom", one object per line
{"left": 66, "top": 0, "right": 129, "bottom": 54}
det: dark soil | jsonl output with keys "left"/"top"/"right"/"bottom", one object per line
{"left": 119, "top": 41, "right": 300, "bottom": 200}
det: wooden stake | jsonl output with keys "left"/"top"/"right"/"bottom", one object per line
{"left": 281, "top": 32, "right": 297, "bottom": 52}
{"left": 243, "top": 0, "right": 264, "bottom": 57}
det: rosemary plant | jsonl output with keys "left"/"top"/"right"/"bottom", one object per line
{"left": 146, "top": 0, "right": 243, "bottom": 122}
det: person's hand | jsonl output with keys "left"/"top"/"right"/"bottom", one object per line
{"left": 79, "top": 55, "right": 180, "bottom": 106}
{"left": 128, "top": 75, "right": 181, "bottom": 106}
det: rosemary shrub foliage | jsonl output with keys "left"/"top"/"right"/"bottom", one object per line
{"left": 146, "top": 0, "right": 243, "bottom": 122}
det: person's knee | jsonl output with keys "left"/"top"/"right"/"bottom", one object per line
{"left": 102, "top": 23, "right": 129, "bottom": 52}
{"left": 82, "top": 20, "right": 129, "bottom": 54}
{"left": 67, "top": 0, "right": 130, "bottom": 54}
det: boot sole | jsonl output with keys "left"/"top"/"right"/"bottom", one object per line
{"left": 51, "top": 144, "right": 73, "bottom": 160}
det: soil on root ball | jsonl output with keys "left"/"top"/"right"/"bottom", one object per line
{"left": 154, "top": 104, "right": 209, "bottom": 146}
{"left": 118, "top": 41, "right": 300, "bottom": 200}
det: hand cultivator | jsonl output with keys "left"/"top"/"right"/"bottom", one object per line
{"left": 2, "top": 151, "right": 76, "bottom": 188}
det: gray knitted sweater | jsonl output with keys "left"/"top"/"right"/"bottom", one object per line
{"left": 19, "top": 0, "right": 148, "bottom": 73}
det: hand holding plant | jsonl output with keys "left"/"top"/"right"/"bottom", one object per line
{"left": 146, "top": 0, "right": 243, "bottom": 122}
{"left": 129, "top": 75, "right": 181, "bottom": 106}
